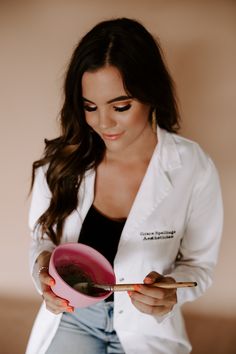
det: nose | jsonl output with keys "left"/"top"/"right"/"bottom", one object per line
{"left": 98, "top": 110, "right": 116, "bottom": 130}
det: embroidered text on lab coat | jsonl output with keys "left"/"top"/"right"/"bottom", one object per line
{"left": 140, "top": 230, "right": 176, "bottom": 241}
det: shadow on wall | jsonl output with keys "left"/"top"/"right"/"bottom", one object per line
{"left": 1, "top": 297, "right": 236, "bottom": 354}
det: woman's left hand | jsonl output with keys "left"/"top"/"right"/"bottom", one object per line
{"left": 128, "top": 271, "right": 177, "bottom": 316}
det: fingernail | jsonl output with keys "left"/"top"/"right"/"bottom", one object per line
{"left": 134, "top": 284, "right": 141, "bottom": 292}
{"left": 66, "top": 307, "right": 74, "bottom": 312}
{"left": 127, "top": 291, "right": 132, "bottom": 297}
{"left": 62, "top": 300, "right": 68, "bottom": 307}
{"left": 50, "top": 279, "right": 55, "bottom": 286}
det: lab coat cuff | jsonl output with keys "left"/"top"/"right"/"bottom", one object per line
{"left": 29, "top": 239, "right": 55, "bottom": 294}
{"left": 154, "top": 309, "right": 175, "bottom": 324}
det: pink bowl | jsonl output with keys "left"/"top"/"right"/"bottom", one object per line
{"left": 49, "top": 243, "right": 116, "bottom": 308}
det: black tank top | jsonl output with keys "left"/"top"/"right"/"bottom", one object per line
{"left": 78, "top": 205, "right": 126, "bottom": 301}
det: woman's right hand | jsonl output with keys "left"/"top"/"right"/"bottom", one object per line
{"left": 37, "top": 252, "right": 74, "bottom": 315}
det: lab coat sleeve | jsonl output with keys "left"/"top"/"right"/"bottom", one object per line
{"left": 28, "top": 165, "right": 56, "bottom": 294}
{"left": 168, "top": 157, "right": 223, "bottom": 305}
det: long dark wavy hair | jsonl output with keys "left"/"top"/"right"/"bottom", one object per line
{"left": 31, "top": 17, "right": 180, "bottom": 245}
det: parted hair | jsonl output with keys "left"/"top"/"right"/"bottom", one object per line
{"left": 31, "top": 17, "right": 180, "bottom": 245}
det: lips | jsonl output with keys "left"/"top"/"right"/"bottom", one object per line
{"left": 102, "top": 132, "right": 124, "bottom": 141}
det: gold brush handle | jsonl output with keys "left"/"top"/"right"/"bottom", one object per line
{"left": 109, "top": 281, "right": 197, "bottom": 292}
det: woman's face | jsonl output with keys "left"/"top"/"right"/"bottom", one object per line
{"left": 81, "top": 65, "right": 153, "bottom": 155}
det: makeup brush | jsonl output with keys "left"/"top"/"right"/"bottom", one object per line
{"left": 73, "top": 281, "right": 197, "bottom": 293}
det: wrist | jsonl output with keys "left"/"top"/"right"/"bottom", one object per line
{"left": 38, "top": 266, "right": 49, "bottom": 277}
{"left": 36, "top": 251, "right": 51, "bottom": 268}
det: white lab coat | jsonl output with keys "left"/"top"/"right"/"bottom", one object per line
{"left": 26, "top": 127, "right": 223, "bottom": 354}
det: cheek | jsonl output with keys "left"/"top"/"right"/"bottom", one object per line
{"left": 126, "top": 110, "right": 149, "bottom": 128}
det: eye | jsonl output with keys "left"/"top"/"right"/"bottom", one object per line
{"left": 114, "top": 104, "right": 131, "bottom": 112}
{"left": 84, "top": 105, "right": 97, "bottom": 112}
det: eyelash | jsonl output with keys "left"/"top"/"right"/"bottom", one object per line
{"left": 84, "top": 106, "right": 96, "bottom": 112}
{"left": 114, "top": 104, "right": 131, "bottom": 112}
{"left": 84, "top": 104, "right": 131, "bottom": 112}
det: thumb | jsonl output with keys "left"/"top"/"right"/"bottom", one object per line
{"left": 143, "top": 271, "right": 163, "bottom": 284}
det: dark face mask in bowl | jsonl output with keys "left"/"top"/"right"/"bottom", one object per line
{"left": 49, "top": 243, "right": 115, "bottom": 308}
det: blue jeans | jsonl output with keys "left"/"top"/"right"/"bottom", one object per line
{"left": 46, "top": 301, "right": 125, "bottom": 354}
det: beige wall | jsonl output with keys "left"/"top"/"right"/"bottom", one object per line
{"left": 0, "top": 0, "right": 235, "bottom": 319}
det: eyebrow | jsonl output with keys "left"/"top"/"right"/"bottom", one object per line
{"left": 82, "top": 95, "right": 133, "bottom": 105}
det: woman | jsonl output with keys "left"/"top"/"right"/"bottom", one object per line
{"left": 26, "top": 18, "right": 223, "bottom": 354}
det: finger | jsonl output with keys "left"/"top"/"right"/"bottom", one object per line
{"left": 157, "top": 276, "right": 176, "bottom": 284}
{"left": 133, "top": 284, "right": 170, "bottom": 300}
{"left": 39, "top": 269, "right": 55, "bottom": 287}
{"left": 45, "top": 302, "right": 74, "bottom": 315}
{"left": 42, "top": 287, "right": 74, "bottom": 314}
{"left": 142, "top": 284, "right": 176, "bottom": 299}
{"left": 142, "top": 273, "right": 177, "bottom": 297}
{"left": 43, "top": 287, "right": 66, "bottom": 305}
{"left": 143, "top": 271, "right": 163, "bottom": 284}
{"left": 130, "top": 297, "right": 171, "bottom": 316}
{"left": 129, "top": 290, "right": 176, "bottom": 307}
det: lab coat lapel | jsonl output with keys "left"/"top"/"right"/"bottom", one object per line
{"left": 78, "top": 169, "right": 96, "bottom": 221}
{"left": 121, "top": 128, "right": 182, "bottom": 242}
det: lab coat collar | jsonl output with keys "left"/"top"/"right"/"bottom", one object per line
{"left": 157, "top": 126, "right": 182, "bottom": 171}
